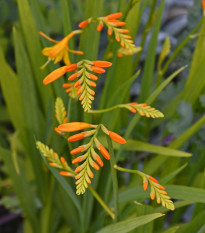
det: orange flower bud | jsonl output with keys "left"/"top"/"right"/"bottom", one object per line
{"left": 68, "top": 72, "right": 79, "bottom": 81}
{"left": 148, "top": 176, "right": 159, "bottom": 183}
{"left": 95, "top": 155, "right": 103, "bottom": 167}
{"left": 74, "top": 80, "right": 80, "bottom": 88}
{"left": 158, "top": 184, "right": 166, "bottom": 191}
{"left": 65, "top": 63, "right": 78, "bottom": 72}
{"left": 106, "top": 12, "right": 122, "bottom": 20}
{"left": 89, "top": 74, "right": 98, "bottom": 81}
{"left": 43, "top": 66, "right": 69, "bottom": 85}
{"left": 150, "top": 192, "right": 155, "bottom": 200}
{"left": 87, "top": 80, "right": 96, "bottom": 87}
{"left": 79, "top": 20, "right": 89, "bottom": 28}
{"left": 62, "top": 83, "right": 72, "bottom": 88}
{"left": 130, "top": 107, "right": 137, "bottom": 113}
{"left": 59, "top": 171, "right": 73, "bottom": 177}
{"left": 72, "top": 156, "right": 84, "bottom": 164}
{"left": 91, "top": 161, "right": 100, "bottom": 170}
{"left": 58, "top": 122, "right": 96, "bottom": 132}
{"left": 97, "top": 23, "right": 104, "bottom": 31}
{"left": 60, "top": 157, "right": 66, "bottom": 166}
{"left": 71, "top": 146, "right": 85, "bottom": 155}
{"left": 108, "top": 28, "right": 113, "bottom": 36}
{"left": 202, "top": 0, "right": 205, "bottom": 11}
{"left": 88, "top": 89, "right": 95, "bottom": 95}
{"left": 88, "top": 170, "right": 94, "bottom": 178}
{"left": 99, "top": 145, "right": 110, "bottom": 160}
{"left": 115, "top": 35, "right": 120, "bottom": 42}
{"left": 92, "top": 61, "right": 112, "bottom": 67}
{"left": 75, "top": 166, "right": 82, "bottom": 173}
{"left": 90, "top": 66, "right": 106, "bottom": 74}
{"left": 68, "top": 132, "right": 89, "bottom": 142}
{"left": 108, "top": 131, "right": 127, "bottom": 144}
{"left": 118, "top": 29, "right": 130, "bottom": 33}
{"left": 143, "top": 181, "right": 148, "bottom": 191}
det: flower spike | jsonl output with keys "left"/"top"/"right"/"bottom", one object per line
{"left": 40, "top": 30, "right": 83, "bottom": 67}
{"left": 61, "top": 123, "right": 126, "bottom": 195}
{"left": 66, "top": 59, "right": 112, "bottom": 111}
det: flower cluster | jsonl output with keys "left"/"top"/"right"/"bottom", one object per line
{"left": 123, "top": 103, "right": 164, "bottom": 118}
{"left": 143, "top": 175, "right": 175, "bottom": 210}
{"left": 39, "top": 30, "right": 83, "bottom": 68}
{"left": 56, "top": 122, "right": 126, "bottom": 195}
{"left": 79, "top": 12, "right": 140, "bottom": 56}
{"left": 43, "top": 60, "right": 112, "bottom": 111}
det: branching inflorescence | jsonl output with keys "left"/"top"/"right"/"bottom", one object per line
{"left": 36, "top": 11, "right": 175, "bottom": 211}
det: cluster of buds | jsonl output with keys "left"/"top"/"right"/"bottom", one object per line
{"left": 121, "top": 103, "right": 164, "bottom": 118}
{"left": 143, "top": 175, "right": 175, "bottom": 210}
{"left": 43, "top": 60, "right": 112, "bottom": 111}
{"left": 78, "top": 12, "right": 139, "bottom": 56}
{"left": 56, "top": 122, "right": 126, "bottom": 195}
{"left": 36, "top": 142, "right": 74, "bottom": 177}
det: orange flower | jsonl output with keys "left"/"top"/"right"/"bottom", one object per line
{"left": 105, "top": 12, "right": 122, "bottom": 20}
{"left": 108, "top": 131, "right": 127, "bottom": 144}
{"left": 40, "top": 30, "right": 83, "bottom": 67}
{"left": 43, "top": 64, "right": 77, "bottom": 85}
{"left": 203, "top": 0, "right": 205, "bottom": 11}
{"left": 57, "top": 122, "right": 97, "bottom": 132}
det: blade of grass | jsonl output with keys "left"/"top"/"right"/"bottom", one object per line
{"left": 0, "top": 147, "right": 38, "bottom": 233}
{"left": 139, "top": 0, "right": 165, "bottom": 101}
{"left": 96, "top": 213, "right": 163, "bottom": 233}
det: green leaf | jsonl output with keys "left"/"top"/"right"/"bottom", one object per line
{"left": 122, "top": 140, "right": 191, "bottom": 157}
{"left": 96, "top": 213, "right": 163, "bottom": 233}
{"left": 140, "top": 0, "right": 165, "bottom": 101}
{"left": 17, "top": 0, "right": 52, "bottom": 109}
{"left": 159, "top": 163, "right": 188, "bottom": 184}
{"left": 0, "top": 48, "right": 24, "bottom": 130}
{"left": 0, "top": 147, "right": 38, "bottom": 232}
{"left": 176, "top": 210, "right": 205, "bottom": 233}
{"left": 166, "top": 185, "right": 205, "bottom": 203}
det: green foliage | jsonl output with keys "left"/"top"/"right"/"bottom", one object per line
{"left": 1, "top": 0, "right": 205, "bottom": 232}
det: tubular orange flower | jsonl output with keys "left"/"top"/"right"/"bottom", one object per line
{"left": 108, "top": 131, "right": 127, "bottom": 144}
{"left": 43, "top": 66, "right": 68, "bottom": 85}
{"left": 40, "top": 30, "right": 83, "bottom": 67}
{"left": 106, "top": 12, "right": 122, "bottom": 20}
{"left": 90, "top": 66, "right": 106, "bottom": 73}
{"left": 58, "top": 122, "right": 96, "bottom": 132}
{"left": 68, "top": 72, "right": 79, "bottom": 81}
{"left": 143, "top": 181, "right": 148, "bottom": 191}
{"left": 71, "top": 146, "right": 85, "bottom": 155}
{"left": 92, "top": 61, "right": 112, "bottom": 67}
{"left": 88, "top": 74, "right": 98, "bottom": 81}
{"left": 97, "top": 23, "right": 104, "bottom": 31}
{"left": 68, "top": 132, "right": 86, "bottom": 142}
{"left": 99, "top": 145, "right": 110, "bottom": 160}
{"left": 59, "top": 171, "right": 74, "bottom": 177}
{"left": 79, "top": 19, "right": 90, "bottom": 28}
{"left": 148, "top": 176, "right": 159, "bottom": 183}
{"left": 203, "top": 0, "right": 205, "bottom": 11}
{"left": 72, "top": 156, "right": 85, "bottom": 164}
{"left": 43, "top": 64, "right": 77, "bottom": 85}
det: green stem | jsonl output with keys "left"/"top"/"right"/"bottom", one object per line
{"left": 88, "top": 105, "right": 119, "bottom": 114}
{"left": 114, "top": 164, "right": 144, "bottom": 177}
{"left": 106, "top": 136, "right": 119, "bottom": 222}
{"left": 88, "top": 185, "right": 115, "bottom": 220}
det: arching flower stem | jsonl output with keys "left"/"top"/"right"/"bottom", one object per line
{"left": 88, "top": 185, "right": 115, "bottom": 219}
